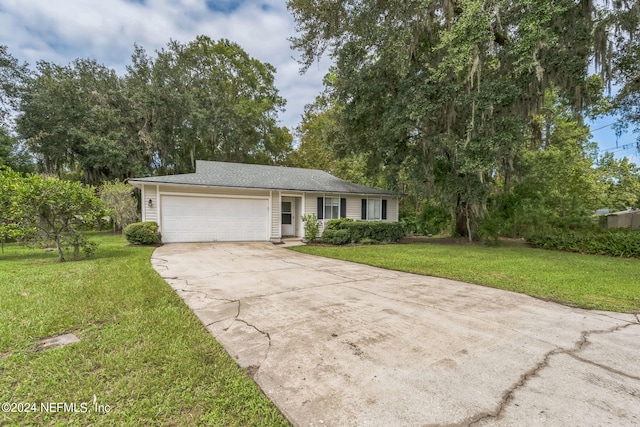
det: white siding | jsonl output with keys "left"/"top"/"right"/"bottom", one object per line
{"left": 271, "top": 191, "right": 281, "bottom": 241}
{"left": 295, "top": 197, "right": 303, "bottom": 238}
{"left": 143, "top": 184, "right": 158, "bottom": 223}
{"left": 303, "top": 194, "right": 318, "bottom": 217}
{"left": 344, "top": 196, "right": 362, "bottom": 220}
{"left": 386, "top": 197, "right": 399, "bottom": 222}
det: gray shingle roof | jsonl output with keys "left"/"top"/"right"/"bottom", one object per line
{"left": 129, "top": 161, "right": 395, "bottom": 195}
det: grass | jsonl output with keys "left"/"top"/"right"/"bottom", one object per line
{"left": 0, "top": 233, "right": 290, "bottom": 426}
{"left": 291, "top": 243, "right": 640, "bottom": 313}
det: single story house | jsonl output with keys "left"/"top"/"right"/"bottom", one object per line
{"left": 129, "top": 160, "right": 399, "bottom": 243}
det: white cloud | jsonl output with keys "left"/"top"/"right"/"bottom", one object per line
{"left": 0, "top": 0, "right": 329, "bottom": 132}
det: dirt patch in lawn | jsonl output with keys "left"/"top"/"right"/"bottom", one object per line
{"left": 35, "top": 333, "right": 80, "bottom": 351}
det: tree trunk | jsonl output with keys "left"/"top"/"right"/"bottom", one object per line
{"left": 454, "top": 202, "right": 469, "bottom": 238}
{"left": 73, "top": 244, "right": 80, "bottom": 261}
{"left": 454, "top": 198, "right": 476, "bottom": 241}
{"left": 56, "top": 238, "right": 66, "bottom": 262}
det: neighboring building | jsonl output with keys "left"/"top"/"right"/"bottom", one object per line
{"left": 129, "top": 160, "right": 399, "bottom": 243}
{"left": 606, "top": 209, "right": 640, "bottom": 230}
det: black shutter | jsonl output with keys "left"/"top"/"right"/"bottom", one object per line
{"left": 382, "top": 199, "right": 388, "bottom": 220}
{"left": 361, "top": 199, "right": 367, "bottom": 220}
{"left": 317, "top": 197, "right": 324, "bottom": 219}
{"left": 340, "top": 198, "right": 347, "bottom": 218}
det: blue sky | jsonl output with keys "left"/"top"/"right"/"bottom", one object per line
{"left": 0, "top": 0, "right": 637, "bottom": 163}
{"left": 0, "top": 0, "right": 330, "bottom": 137}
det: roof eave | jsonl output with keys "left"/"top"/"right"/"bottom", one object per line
{"left": 127, "top": 179, "right": 396, "bottom": 196}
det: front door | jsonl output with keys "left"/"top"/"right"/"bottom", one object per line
{"left": 281, "top": 198, "right": 295, "bottom": 236}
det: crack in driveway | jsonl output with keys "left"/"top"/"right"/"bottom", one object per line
{"left": 219, "top": 299, "right": 271, "bottom": 346}
{"left": 337, "top": 282, "right": 639, "bottom": 356}
{"left": 466, "top": 319, "right": 640, "bottom": 426}
{"left": 567, "top": 350, "right": 640, "bottom": 382}
{"left": 234, "top": 318, "right": 272, "bottom": 345}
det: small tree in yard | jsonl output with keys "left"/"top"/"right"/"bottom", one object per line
{"left": 0, "top": 166, "right": 20, "bottom": 253}
{"left": 11, "top": 174, "right": 104, "bottom": 262}
{"left": 99, "top": 180, "right": 138, "bottom": 232}
{"left": 301, "top": 214, "right": 320, "bottom": 242}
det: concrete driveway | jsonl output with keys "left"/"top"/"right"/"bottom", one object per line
{"left": 152, "top": 242, "right": 640, "bottom": 426}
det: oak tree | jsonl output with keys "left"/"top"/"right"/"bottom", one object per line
{"left": 288, "top": 0, "right": 638, "bottom": 239}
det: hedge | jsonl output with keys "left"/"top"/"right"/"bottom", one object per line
{"left": 124, "top": 221, "right": 162, "bottom": 245}
{"left": 321, "top": 229, "right": 351, "bottom": 245}
{"left": 323, "top": 218, "right": 404, "bottom": 245}
{"left": 527, "top": 229, "right": 640, "bottom": 258}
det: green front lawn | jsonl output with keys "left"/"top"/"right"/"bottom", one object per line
{"left": 292, "top": 243, "right": 640, "bottom": 313}
{"left": 0, "top": 233, "right": 289, "bottom": 426}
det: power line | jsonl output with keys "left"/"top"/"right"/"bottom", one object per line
{"left": 599, "top": 142, "right": 639, "bottom": 154}
{"left": 590, "top": 122, "right": 616, "bottom": 132}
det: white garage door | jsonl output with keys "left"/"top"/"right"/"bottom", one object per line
{"left": 161, "top": 195, "right": 269, "bottom": 243}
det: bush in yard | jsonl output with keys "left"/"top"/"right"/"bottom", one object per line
{"left": 82, "top": 240, "right": 99, "bottom": 258}
{"left": 324, "top": 219, "right": 404, "bottom": 244}
{"left": 399, "top": 215, "right": 418, "bottom": 235}
{"left": 324, "top": 218, "right": 355, "bottom": 230}
{"left": 125, "top": 222, "right": 161, "bottom": 245}
{"left": 302, "top": 213, "right": 320, "bottom": 242}
{"left": 321, "top": 228, "right": 350, "bottom": 245}
{"left": 527, "top": 229, "right": 640, "bottom": 258}
{"left": 348, "top": 221, "right": 404, "bottom": 243}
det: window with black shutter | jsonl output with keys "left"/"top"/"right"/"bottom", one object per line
{"left": 317, "top": 197, "right": 324, "bottom": 219}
